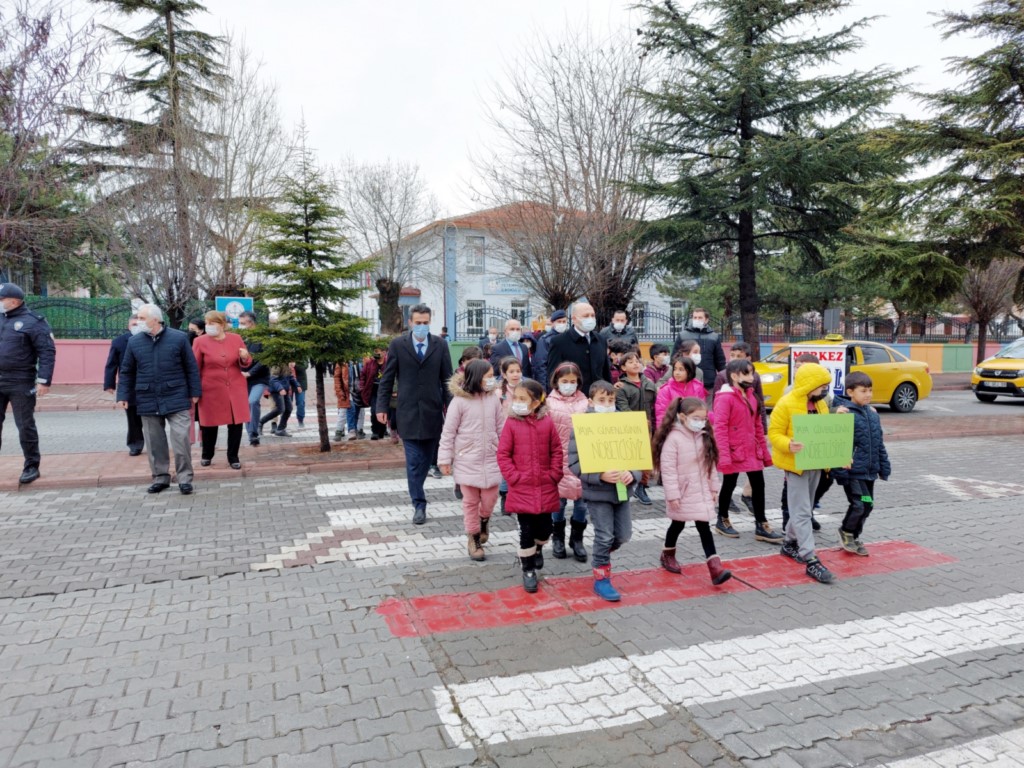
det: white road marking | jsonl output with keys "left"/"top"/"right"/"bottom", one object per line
{"left": 314, "top": 477, "right": 454, "bottom": 496}
{"left": 435, "top": 592, "right": 1024, "bottom": 748}
{"left": 926, "top": 475, "right": 1024, "bottom": 501}
{"left": 882, "top": 726, "right": 1024, "bottom": 767}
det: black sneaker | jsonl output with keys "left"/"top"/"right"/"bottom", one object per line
{"left": 714, "top": 518, "right": 740, "bottom": 538}
{"left": 805, "top": 558, "right": 836, "bottom": 584}
{"left": 429, "top": 465, "right": 443, "bottom": 479}
{"left": 634, "top": 485, "right": 653, "bottom": 506}
{"left": 454, "top": 483, "right": 463, "bottom": 500}
{"left": 780, "top": 540, "right": 802, "bottom": 561}
{"left": 812, "top": 516, "right": 822, "bottom": 531}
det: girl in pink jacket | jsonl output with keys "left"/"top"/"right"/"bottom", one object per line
{"left": 438, "top": 360, "right": 505, "bottom": 561}
{"left": 545, "top": 362, "right": 591, "bottom": 562}
{"left": 652, "top": 396, "right": 732, "bottom": 585}
{"left": 712, "top": 359, "right": 782, "bottom": 544}
{"left": 654, "top": 354, "right": 707, "bottom": 425}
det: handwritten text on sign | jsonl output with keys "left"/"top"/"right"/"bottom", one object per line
{"left": 571, "top": 411, "right": 653, "bottom": 473}
{"left": 793, "top": 413, "right": 854, "bottom": 471}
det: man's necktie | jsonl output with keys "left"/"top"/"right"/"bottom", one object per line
{"left": 416, "top": 343, "right": 424, "bottom": 360}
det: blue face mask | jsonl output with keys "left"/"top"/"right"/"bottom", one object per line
{"left": 411, "top": 323, "right": 430, "bottom": 341}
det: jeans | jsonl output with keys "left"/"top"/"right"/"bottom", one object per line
{"left": 294, "top": 390, "right": 306, "bottom": 423}
{"left": 403, "top": 437, "right": 439, "bottom": 510}
{"left": 840, "top": 478, "right": 876, "bottom": 537}
{"left": 347, "top": 404, "right": 363, "bottom": 433}
{"left": 553, "top": 496, "right": 588, "bottom": 524}
{"left": 261, "top": 389, "right": 292, "bottom": 431}
{"left": 783, "top": 469, "right": 821, "bottom": 561}
{"left": 0, "top": 380, "right": 40, "bottom": 470}
{"left": 589, "top": 499, "right": 632, "bottom": 568}
{"left": 246, "top": 383, "right": 267, "bottom": 440}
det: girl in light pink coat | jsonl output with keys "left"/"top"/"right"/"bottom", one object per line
{"left": 652, "top": 396, "right": 732, "bottom": 585}
{"left": 545, "top": 362, "right": 591, "bottom": 561}
{"left": 438, "top": 360, "right": 505, "bottom": 561}
{"left": 654, "top": 354, "right": 707, "bottom": 425}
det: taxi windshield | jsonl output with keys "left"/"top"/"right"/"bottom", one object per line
{"left": 995, "top": 338, "right": 1024, "bottom": 358}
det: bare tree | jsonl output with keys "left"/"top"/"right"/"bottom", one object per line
{"left": 959, "top": 259, "right": 1020, "bottom": 364}
{"left": 192, "top": 32, "right": 291, "bottom": 297}
{"left": 338, "top": 159, "right": 437, "bottom": 333}
{"left": 475, "top": 26, "right": 655, "bottom": 321}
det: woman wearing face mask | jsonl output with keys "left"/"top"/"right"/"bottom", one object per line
{"left": 653, "top": 397, "right": 732, "bottom": 585}
{"left": 546, "top": 362, "right": 591, "bottom": 560}
{"left": 191, "top": 311, "right": 251, "bottom": 469}
{"left": 437, "top": 359, "right": 505, "bottom": 561}
{"left": 712, "top": 359, "right": 781, "bottom": 543}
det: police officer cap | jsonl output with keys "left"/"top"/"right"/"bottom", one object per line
{"left": 550, "top": 309, "right": 567, "bottom": 322}
{"left": 0, "top": 283, "right": 26, "bottom": 300}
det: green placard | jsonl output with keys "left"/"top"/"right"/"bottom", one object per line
{"left": 792, "top": 413, "right": 854, "bottom": 470}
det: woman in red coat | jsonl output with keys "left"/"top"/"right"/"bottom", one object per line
{"left": 192, "top": 311, "right": 251, "bottom": 469}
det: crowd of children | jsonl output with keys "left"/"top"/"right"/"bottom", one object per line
{"left": 438, "top": 335, "right": 892, "bottom": 599}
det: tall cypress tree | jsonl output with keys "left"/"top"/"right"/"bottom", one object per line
{"left": 246, "top": 136, "right": 376, "bottom": 453}
{"left": 633, "top": 0, "right": 904, "bottom": 354}
{"left": 72, "top": 0, "right": 226, "bottom": 327}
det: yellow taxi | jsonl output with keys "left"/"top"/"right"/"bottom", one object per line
{"left": 971, "top": 338, "right": 1024, "bottom": 402}
{"left": 754, "top": 335, "right": 933, "bottom": 412}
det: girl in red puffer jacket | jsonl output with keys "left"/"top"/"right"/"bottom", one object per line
{"left": 497, "top": 379, "right": 564, "bottom": 593}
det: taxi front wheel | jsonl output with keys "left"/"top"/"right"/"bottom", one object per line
{"left": 974, "top": 392, "right": 998, "bottom": 403}
{"left": 890, "top": 382, "right": 918, "bottom": 413}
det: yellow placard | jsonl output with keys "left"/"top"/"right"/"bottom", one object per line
{"left": 570, "top": 411, "right": 653, "bottom": 473}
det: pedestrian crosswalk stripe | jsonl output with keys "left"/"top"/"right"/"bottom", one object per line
{"left": 882, "top": 726, "right": 1024, "bottom": 767}
{"left": 434, "top": 592, "right": 1024, "bottom": 748}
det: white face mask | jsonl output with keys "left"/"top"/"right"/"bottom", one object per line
{"left": 558, "top": 382, "right": 578, "bottom": 396}
{"left": 579, "top": 317, "right": 597, "bottom": 333}
{"left": 691, "top": 353, "right": 703, "bottom": 366}
{"left": 484, "top": 378, "right": 498, "bottom": 391}
{"left": 206, "top": 324, "right": 222, "bottom": 336}
{"left": 130, "top": 323, "right": 145, "bottom": 336}
{"left": 507, "top": 331, "right": 521, "bottom": 344}
{"left": 657, "top": 354, "right": 669, "bottom": 366}
{"left": 553, "top": 322, "right": 568, "bottom": 334}
{"left": 488, "top": 333, "right": 497, "bottom": 342}
{"left": 544, "top": 324, "right": 552, "bottom": 333}
{"left": 613, "top": 321, "right": 626, "bottom": 332}
{"left": 511, "top": 402, "right": 530, "bottom": 416}
{"left": 691, "top": 319, "right": 706, "bottom": 330}
{"left": 685, "top": 418, "right": 707, "bottom": 432}
{"left": 593, "top": 404, "right": 616, "bottom": 414}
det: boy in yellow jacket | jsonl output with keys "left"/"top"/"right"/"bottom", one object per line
{"left": 767, "top": 362, "right": 836, "bottom": 584}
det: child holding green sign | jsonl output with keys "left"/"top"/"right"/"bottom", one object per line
{"left": 767, "top": 362, "right": 837, "bottom": 584}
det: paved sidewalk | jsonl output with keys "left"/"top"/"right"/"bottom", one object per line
{"left": 0, "top": 436, "right": 1022, "bottom": 767}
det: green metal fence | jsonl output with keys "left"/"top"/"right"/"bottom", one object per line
{"left": 24, "top": 296, "right": 222, "bottom": 339}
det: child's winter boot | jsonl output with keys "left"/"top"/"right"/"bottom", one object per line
{"left": 534, "top": 540, "right": 547, "bottom": 570}
{"left": 569, "top": 520, "right": 589, "bottom": 563}
{"left": 552, "top": 521, "right": 567, "bottom": 559}
{"left": 660, "top": 548, "right": 682, "bottom": 574}
{"left": 478, "top": 516, "right": 490, "bottom": 545}
{"left": 519, "top": 548, "right": 538, "bottom": 593}
{"left": 467, "top": 534, "right": 485, "bottom": 562}
{"left": 706, "top": 555, "right": 732, "bottom": 585}
{"left": 592, "top": 565, "right": 621, "bottom": 602}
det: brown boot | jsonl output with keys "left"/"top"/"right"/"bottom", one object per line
{"left": 660, "top": 548, "right": 682, "bottom": 574}
{"left": 467, "top": 534, "right": 485, "bottom": 562}
{"left": 707, "top": 555, "right": 732, "bottom": 585}
{"left": 478, "top": 516, "right": 490, "bottom": 545}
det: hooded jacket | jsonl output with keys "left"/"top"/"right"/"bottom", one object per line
{"left": 659, "top": 421, "right": 720, "bottom": 522}
{"left": 830, "top": 396, "right": 891, "bottom": 483}
{"left": 654, "top": 377, "right": 707, "bottom": 427}
{"left": 713, "top": 383, "right": 772, "bottom": 475}
{"left": 546, "top": 387, "right": 589, "bottom": 500}
{"left": 767, "top": 363, "right": 833, "bottom": 474}
{"left": 497, "top": 403, "right": 563, "bottom": 514}
{"left": 437, "top": 372, "right": 505, "bottom": 489}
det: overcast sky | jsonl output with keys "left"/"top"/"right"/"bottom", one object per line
{"left": 79, "top": 0, "right": 987, "bottom": 216}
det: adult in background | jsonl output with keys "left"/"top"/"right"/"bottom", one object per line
{"left": 532, "top": 309, "right": 567, "bottom": 391}
{"left": 0, "top": 283, "right": 56, "bottom": 485}
{"left": 237, "top": 311, "right": 270, "bottom": 446}
{"left": 292, "top": 361, "right": 308, "bottom": 427}
{"left": 488, "top": 318, "right": 533, "bottom": 378}
{"left": 600, "top": 309, "right": 639, "bottom": 348}
{"left": 671, "top": 307, "right": 726, "bottom": 392}
{"left": 545, "top": 301, "right": 610, "bottom": 395}
{"left": 362, "top": 345, "right": 389, "bottom": 441}
{"left": 479, "top": 326, "right": 499, "bottom": 347}
{"left": 192, "top": 310, "right": 250, "bottom": 470}
{"left": 333, "top": 357, "right": 353, "bottom": 441}
{"left": 104, "top": 315, "right": 146, "bottom": 457}
{"left": 116, "top": 304, "right": 201, "bottom": 495}
{"left": 376, "top": 304, "right": 453, "bottom": 525}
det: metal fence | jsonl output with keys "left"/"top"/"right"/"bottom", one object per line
{"left": 24, "top": 296, "right": 218, "bottom": 339}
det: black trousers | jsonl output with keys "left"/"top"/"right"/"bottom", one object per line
{"left": 665, "top": 520, "right": 717, "bottom": 557}
{"left": 719, "top": 470, "right": 766, "bottom": 523}
{"left": 0, "top": 380, "right": 40, "bottom": 470}
{"left": 200, "top": 424, "right": 243, "bottom": 463}
{"left": 840, "top": 478, "right": 875, "bottom": 537}
{"left": 517, "top": 513, "right": 554, "bottom": 551}
{"left": 125, "top": 404, "right": 145, "bottom": 451}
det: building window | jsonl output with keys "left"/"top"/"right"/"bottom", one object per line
{"left": 631, "top": 302, "right": 648, "bottom": 335}
{"left": 510, "top": 299, "right": 529, "bottom": 324}
{"left": 669, "top": 300, "right": 687, "bottom": 335}
{"left": 465, "top": 236, "right": 485, "bottom": 273}
{"left": 466, "top": 300, "right": 485, "bottom": 337}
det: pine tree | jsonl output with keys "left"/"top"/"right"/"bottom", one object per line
{"left": 246, "top": 135, "right": 376, "bottom": 452}
{"left": 633, "top": 0, "right": 904, "bottom": 355}
{"left": 71, "top": 0, "right": 227, "bottom": 327}
{"left": 895, "top": 0, "right": 1024, "bottom": 305}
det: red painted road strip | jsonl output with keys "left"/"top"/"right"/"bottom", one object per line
{"left": 376, "top": 541, "right": 956, "bottom": 638}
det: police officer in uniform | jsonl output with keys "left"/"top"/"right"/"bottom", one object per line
{"left": 0, "top": 283, "right": 57, "bottom": 485}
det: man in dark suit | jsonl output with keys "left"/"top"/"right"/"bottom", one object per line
{"left": 545, "top": 301, "right": 611, "bottom": 394}
{"left": 103, "top": 316, "right": 145, "bottom": 456}
{"left": 376, "top": 303, "right": 453, "bottom": 525}
{"left": 488, "top": 318, "right": 533, "bottom": 378}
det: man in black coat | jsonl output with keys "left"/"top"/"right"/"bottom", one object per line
{"left": 104, "top": 316, "right": 145, "bottom": 456}
{"left": 488, "top": 318, "right": 533, "bottom": 378}
{"left": 599, "top": 309, "right": 640, "bottom": 348}
{"left": 117, "top": 304, "right": 202, "bottom": 496}
{"left": 545, "top": 301, "right": 611, "bottom": 394}
{"left": 376, "top": 303, "right": 453, "bottom": 525}
{"left": 672, "top": 307, "right": 726, "bottom": 392}
{"left": 532, "top": 308, "right": 568, "bottom": 390}
{"left": 0, "top": 282, "right": 57, "bottom": 485}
